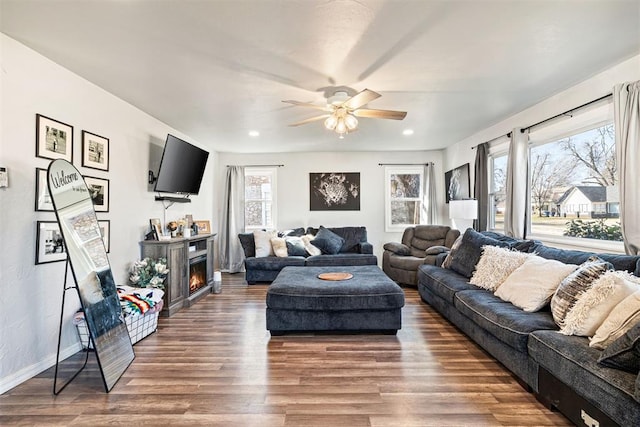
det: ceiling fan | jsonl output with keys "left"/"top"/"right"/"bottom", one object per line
{"left": 283, "top": 89, "right": 407, "bottom": 138}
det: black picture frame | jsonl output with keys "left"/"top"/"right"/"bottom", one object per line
{"left": 82, "top": 130, "right": 109, "bottom": 171}
{"left": 445, "top": 163, "right": 470, "bottom": 203}
{"left": 36, "top": 114, "right": 73, "bottom": 162}
{"left": 84, "top": 175, "right": 110, "bottom": 212}
{"left": 98, "top": 220, "right": 111, "bottom": 253}
{"left": 309, "top": 172, "right": 360, "bottom": 211}
{"left": 35, "top": 221, "right": 67, "bottom": 265}
{"left": 35, "top": 168, "right": 54, "bottom": 211}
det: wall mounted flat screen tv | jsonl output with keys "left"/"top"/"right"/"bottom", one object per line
{"left": 154, "top": 134, "right": 209, "bottom": 195}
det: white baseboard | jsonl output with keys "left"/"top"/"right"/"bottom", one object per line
{"left": 0, "top": 342, "right": 82, "bottom": 395}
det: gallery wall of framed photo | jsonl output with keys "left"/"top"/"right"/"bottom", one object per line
{"left": 34, "top": 113, "right": 112, "bottom": 264}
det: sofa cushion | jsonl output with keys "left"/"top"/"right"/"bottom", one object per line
{"left": 561, "top": 270, "right": 640, "bottom": 336}
{"left": 442, "top": 234, "right": 463, "bottom": 269}
{"left": 417, "top": 264, "right": 477, "bottom": 304}
{"left": 331, "top": 226, "right": 367, "bottom": 253}
{"left": 470, "top": 245, "right": 531, "bottom": 291}
{"left": 591, "top": 290, "right": 640, "bottom": 349}
{"left": 244, "top": 256, "right": 306, "bottom": 271}
{"left": 285, "top": 236, "right": 308, "bottom": 257}
{"left": 270, "top": 237, "right": 288, "bottom": 257}
{"left": 425, "top": 245, "right": 449, "bottom": 255}
{"left": 301, "top": 235, "right": 322, "bottom": 256}
{"left": 238, "top": 233, "right": 256, "bottom": 258}
{"left": 384, "top": 242, "right": 411, "bottom": 256}
{"left": 448, "top": 229, "right": 510, "bottom": 278}
{"left": 551, "top": 257, "right": 613, "bottom": 327}
{"left": 529, "top": 330, "right": 640, "bottom": 424}
{"left": 532, "top": 243, "right": 640, "bottom": 276}
{"left": 253, "top": 230, "right": 276, "bottom": 257}
{"left": 494, "top": 256, "right": 577, "bottom": 312}
{"left": 311, "top": 226, "right": 345, "bottom": 255}
{"left": 598, "top": 321, "right": 640, "bottom": 374}
{"left": 305, "top": 253, "right": 378, "bottom": 267}
{"left": 454, "top": 290, "right": 558, "bottom": 352}
{"left": 389, "top": 255, "right": 428, "bottom": 271}
{"left": 281, "top": 227, "right": 306, "bottom": 237}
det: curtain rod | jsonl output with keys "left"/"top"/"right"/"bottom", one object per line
{"left": 471, "top": 92, "right": 613, "bottom": 150}
{"left": 226, "top": 164, "right": 284, "bottom": 167}
{"left": 378, "top": 162, "right": 433, "bottom": 166}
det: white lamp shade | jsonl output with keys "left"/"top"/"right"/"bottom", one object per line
{"left": 449, "top": 199, "right": 478, "bottom": 220}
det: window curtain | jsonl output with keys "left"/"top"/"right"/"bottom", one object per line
{"left": 473, "top": 142, "right": 489, "bottom": 231}
{"left": 421, "top": 163, "right": 437, "bottom": 224}
{"left": 504, "top": 128, "right": 529, "bottom": 238}
{"left": 219, "top": 166, "right": 245, "bottom": 273}
{"left": 614, "top": 81, "right": 640, "bottom": 255}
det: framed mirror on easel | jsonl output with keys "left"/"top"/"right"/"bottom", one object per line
{"left": 47, "top": 159, "right": 134, "bottom": 393}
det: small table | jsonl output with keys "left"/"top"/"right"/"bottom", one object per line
{"left": 266, "top": 265, "right": 405, "bottom": 335}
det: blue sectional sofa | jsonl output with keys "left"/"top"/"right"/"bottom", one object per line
{"left": 238, "top": 226, "right": 377, "bottom": 284}
{"left": 417, "top": 230, "right": 640, "bottom": 427}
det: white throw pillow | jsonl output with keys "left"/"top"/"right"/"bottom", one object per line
{"left": 301, "top": 234, "right": 321, "bottom": 256}
{"left": 494, "top": 256, "right": 577, "bottom": 312}
{"left": 253, "top": 230, "right": 276, "bottom": 257}
{"left": 470, "top": 245, "right": 531, "bottom": 291}
{"left": 561, "top": 271, "right": 640, "bottom": 336}
{"left": 590, "top": 289, "right": 640, "bottom": 349}
{"left": 270, "top": 237, "right": 288, "bottom": 258}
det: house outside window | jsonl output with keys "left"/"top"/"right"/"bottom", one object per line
{"left": 385, "top": 166, "right": 424, "bottom": 232}
{"left": 489, "top": 154, "right": 507, "bottom": 230}
{"left": 244, "top": 168, "right": 277, "bottom": 231}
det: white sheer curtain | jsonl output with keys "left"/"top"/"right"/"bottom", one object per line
{"left": 614, "top": 81, "right": 640, "bottom": 255}
{"left": 422, "top": 163, "right": 437, "bottom": 224}
{"left": 219, "top": 166, "right": 245, "bottom": 273}
{"left": 504, "top": 128, "right": 529, "bottom": 238}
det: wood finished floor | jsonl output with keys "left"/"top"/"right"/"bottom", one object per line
{"left": 0, "top": 273, "right": 572, "bottom": 426}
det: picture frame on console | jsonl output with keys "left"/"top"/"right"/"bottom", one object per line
{"left": 35, "top": 221, "right": 67, "bottom": 265}
{"left": 194, "top": 220, "right": 211, "bottom": 234}
{"left": 149, "top": 218, "right": 162, "bottom": 240}
{"left": 81, "top": 130, "right": 109, "bottom": 171}
{"left": 36, "top": 114, "right": 73, "bottom": 162}
{"left": 84, "top": 175, "right": 110, "bottom": 212}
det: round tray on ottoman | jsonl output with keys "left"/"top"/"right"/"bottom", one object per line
{"left": 317, "top": 272, "right": 353, "bottom": 281}
{"left": 266, "top": 265, "right": 405, "bottom": 335}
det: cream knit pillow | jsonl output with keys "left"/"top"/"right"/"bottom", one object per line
{"left": 590, "top": 290, "right": 640, "bottom": 349}
{"left": 470, "top": 245, "right": 531, "bottom": 291}
{"left": 253, "top": 230, "right": 276, "bottom": 257}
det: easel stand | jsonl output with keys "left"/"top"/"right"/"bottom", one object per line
{"left": 52, "top": 259, "right": 91, "bottom": 395}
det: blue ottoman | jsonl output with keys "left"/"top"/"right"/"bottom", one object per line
{"left": 266, "top": 266, "right": 405, "bottom": 335}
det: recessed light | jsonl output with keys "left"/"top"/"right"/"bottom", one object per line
{"left": 248, "top": 130, "right": 260, "bottom": 137}
{"left": 402, "top": 129, "right": 414, "bottom": 136}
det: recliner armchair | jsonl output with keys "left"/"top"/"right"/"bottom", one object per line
{"left": 382, "top": 225, "right": 460, "bottom": 286}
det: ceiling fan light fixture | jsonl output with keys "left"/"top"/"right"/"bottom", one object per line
{"left": 344, "top": 114, "right": 358, "bottom": 131}
{"left": 335, "top": 118, "right": 347, "bottom": 135}
{"left": 324, "top": 115, "right": 338, "bottom": 130}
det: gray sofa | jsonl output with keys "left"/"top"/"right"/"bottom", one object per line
{"left": 383, "top": 225, "right": 460, "bottom": 286}
{"left": 238, "top": 226, "right": 377, "bottom": 284}
{"left": 417, "top": 229, "right": 640, "bottom": 427}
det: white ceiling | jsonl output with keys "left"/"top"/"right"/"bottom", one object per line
{"left": 1, "top": 0, "right": 639, "bottom": 153}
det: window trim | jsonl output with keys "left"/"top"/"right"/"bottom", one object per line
{"left": 384, "top": 166, "right": 424, "bottom": 232}
{"left": 244, "top": 167, "right": 277, "bottom": 231}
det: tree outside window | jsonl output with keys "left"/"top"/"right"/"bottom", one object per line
{"left": 244, "top": 168, "right": 276, "bottom": 231}
{"left": 385, "top": 167, "right": 423, "bottom": 232}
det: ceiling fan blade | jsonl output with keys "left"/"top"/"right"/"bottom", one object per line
{"left": 288, "top": 114, "right": 330, "bottom": 127}
{"left": 282, "top": 100, "right": 330, "bottom": 111}
{"left": 342, "top": 89, "right": 381, "bottom": 110}
{"left": 353, "top": 109, "right": 407, "bottom": 120}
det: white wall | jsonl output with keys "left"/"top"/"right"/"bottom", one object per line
{"left": 0, "top": 34, "right": 215, "bottom": 393}
{"left": 443, "top": 54, "right": 640, "bottom": 188}
{"left": 216, "top": 150, "right": 444, "bottom": 263}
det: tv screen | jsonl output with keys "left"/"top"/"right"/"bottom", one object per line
{"left": 154, "top": 134, "right": 209, "bottom": 195}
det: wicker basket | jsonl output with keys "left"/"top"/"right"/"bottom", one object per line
{"left": 75, "top": 308, "right": 160, "bottom": 349}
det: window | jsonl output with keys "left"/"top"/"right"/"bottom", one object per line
{"left": 244, "top": 168, "right": 276, "bottom": 231}
{"left": 489, "top": 121, "right": 620, "bottom": 247}
{"left": 385, "top": 167, "right": 423, "bottom": 232}
{"left": 529, "top": 123, "right": 618, "bottom": 243}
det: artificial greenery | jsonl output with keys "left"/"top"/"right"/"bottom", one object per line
{"left": 129, "top": 257, "right": 169, "bottom": 289}
{"left": 563, "top": 219, "right": 622, "bottom": 241}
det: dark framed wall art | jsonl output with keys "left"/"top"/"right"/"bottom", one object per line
{"left": 444, "top": 163, "right": 470, "bottom": 203}
{"left": 36, "top": 114, "right": 73, "bottom": 162}
{"left": 35, "top": 221, "right": 67, "bottom": 264}
{"left": 309, "top": 172, "right": 360, "bottom": 211}
{"left": 82, "top": 130, "right": 109, "bottom": 171}
{"left": 35, "top": 168, "right": 54, "bottom": 211}
{"left": 84, "top": 176, "right": 110, "bottom": 212}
